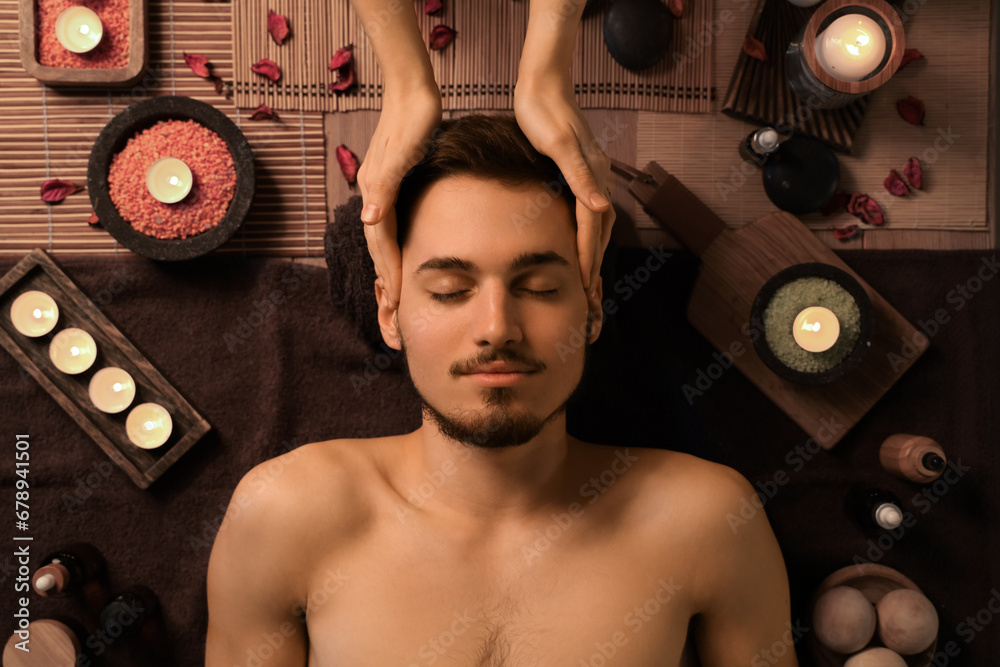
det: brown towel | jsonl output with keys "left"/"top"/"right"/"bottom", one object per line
{"left": 324, "top": 194, "right": 382, "bottom": 350}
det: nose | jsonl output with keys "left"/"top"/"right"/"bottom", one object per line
{"left": 472, "top": 281, "right": 523, "bottom": 348}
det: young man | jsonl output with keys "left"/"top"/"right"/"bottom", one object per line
{"left": 206, "top": 115, "right": 799, "bottom": 667}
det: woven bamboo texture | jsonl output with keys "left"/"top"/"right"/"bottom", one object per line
{"left": 232, "top": 0, "right": 714, "bottom": 113}
{"left": 0, "top": 0, "right": 327, "bottom": 257}
{"left": 632, "top": 0, "right": 994, "bottom": 247}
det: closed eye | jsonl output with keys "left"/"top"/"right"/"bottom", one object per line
{"left": 430, "top": 289, "right": 558, "bottom": 303}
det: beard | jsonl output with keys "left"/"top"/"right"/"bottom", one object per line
{"left": 398, "top": 311, "right": 594, "bottom": 451}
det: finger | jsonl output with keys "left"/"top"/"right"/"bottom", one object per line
{"left": 575, "top": 195, "right": 601, "bottom": 293}
{"left": 377, "top": 207, "right": 403, "bottom": 308}
{"left": 591, "top": 199, "right": 617, "bottom": 292}
{"left": 551, "top": 136, "right": 611, "bottom": 214}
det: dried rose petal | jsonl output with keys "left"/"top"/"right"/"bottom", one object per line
{"left": 250, "top": 103, "right": 279, "bottom": 121}
{"left": 904, "top": 157, "right": 922, "bottom": 190}
{"left": 742, "top": 34, "right": 767, "bottom": 62}
{"left": 183, "top": 52, "right": 211, "bottom": 78}
{"left": 429, "top": 25, "right": 456, "bottom": 51}
{"left": 833, "top": 224, "right": 859, "bottom": 241}
{"left": 251, "top": 58, "right": 282, "bottom": 82}
{"left": 329, "top": 65, "right": 356, "bottom": 93}
{"left": 336, "top": 145, "right": 360, "bottom": 185}
{"left": 863, "top": 197, "right": 885, "bottom": 226}
{"left": 329, "top": 44, "right": 353, "bottom": 71}
{"left": 847, "top": 192, "right": 869, "bottom": 217}
{"left": 87, "top": 211, "right": 100, "bottom": 225}
{"left": 896, "top": 49, "right": 923, "bottom": 72}
{"left": 668, "top": 0, "right": 682, "bottom": 17}
{"left": 267, "top": 9, "right": 290, "bottom": 46}
{"left": 821, "top": 189, "right": 851, "bottom": 217}
{"left": 212, "top": 76, "right": 228, "bottom": 96}
{"left": 40, "top": 179, "right": 82, "bottom": 203}
{"left": 884, "top": 169, "right": 910, "bottom": 196}
{"left": 424, "top": 0, "right": 442, "bottom": 14}
{"left": 896, "top": 96, "right": 925, "bottom": 125}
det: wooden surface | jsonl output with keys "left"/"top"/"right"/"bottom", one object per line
{"left": 630, "top": 162, "right": 930, "bottom": 447}
{"left": 232, "top": 0, "right": 714, "bottom": 113}
{"left": 3, "top": 619, "right": 81, "bottom": 666}
{"left": 0, "top": 249, "right": 211, "bottom": 488}
{"left": 18, "top": 0, "right": 147, "bottom": 86}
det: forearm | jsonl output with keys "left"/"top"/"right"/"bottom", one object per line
{"left": 519, "top": 0, "right": 587, "bottom": 80}
{"left": 347, "top": 0, "right": 437, "bottom": 92}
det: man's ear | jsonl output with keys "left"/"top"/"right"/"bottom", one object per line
{"left": 375, "top": 276, "right": 402, "bottom": 350}
{"left": 586, "top": 275, "right": 604, "bottom": 344}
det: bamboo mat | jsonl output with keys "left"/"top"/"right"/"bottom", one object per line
{"left": 631, "top": 0, "right": 994, "bottom": 244}
{"left": 232, "top": 0, "right": 714, "bottom": 113}
{"left": 0, "top": 0, "right": 327, "bottom": 257}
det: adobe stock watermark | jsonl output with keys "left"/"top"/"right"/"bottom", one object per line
{"left": 223, "top": 262, "right": 318, "bottom": 353}
{"left": 578, "top": 578, "right": 683, "bottom": 666}
{"left": 750, "top": 619, "right": 810, "bottom": 667}
{"left": 887, "top": 253, "right": 998, "bottom": 373}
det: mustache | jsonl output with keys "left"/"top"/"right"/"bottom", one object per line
{"left": 453, "top": 349, "right": 546, "bottom": 376}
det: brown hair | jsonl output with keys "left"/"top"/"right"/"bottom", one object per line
{"left": 394, "top": 113, "right": 577, "bottom": 248}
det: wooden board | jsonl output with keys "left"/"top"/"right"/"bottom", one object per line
{"left": 18, "top": 0, "right": 148, "bottom": 86}
{"left": 629, "top": 163, "right": 930, "bottom": 448}
{"left": 0, "top": 249, "right": 211, "bottom": 488}
{"left": 231, "top": 0, "right": 714, "bottom": 113}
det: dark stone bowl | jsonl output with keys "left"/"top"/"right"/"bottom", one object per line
{"left": 750, "top": 262, "right": 875, "bottom": 385}
{"left": 87, "top": 96, "right": 255, "bottom": 261}
{"left": 762, "top": 135, "right": 840, "bottom": 215}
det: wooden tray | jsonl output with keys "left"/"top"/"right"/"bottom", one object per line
{"left": 720, "top": 0, "right": 869, "bottom": 154}
{"left": 0, "top": 249, "right": 210, "bottom": 488}
{"left": 18, "top": 0, "right": 147, "bottom": 86}
{"left": 626, "top": 162, "right": 930, "bottom": 448}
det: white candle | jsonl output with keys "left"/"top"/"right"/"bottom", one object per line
{"left": 126, "top": 403, "right": 172, "bottom": 449}
{"left": 814, "top": 14, "right": 887, "bottom": 82}
{"left": 54, "top": 6, "right": 104, "bottom": 54}
{"left": 89, "top": 367, "right": 136, "bottom": 413}
{"left": 146, "top": 157, "right": 193, "bottom": 204}
{"left": 49, "top": 327, "right": 98, "bottom": 374}
{"left": 793, "top": 307, "right": 840, "bottom": 353}
{"left": 10, "top": 290, "right": 59, "bottom": 337}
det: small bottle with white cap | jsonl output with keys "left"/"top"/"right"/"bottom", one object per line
{"left": 738, "top": 126, "right": 790, "bottom": 166}
{"left": 32, "top": 542, "right": 106, "bottom": 599}
{"left": 854, "top": 488, "right": 906, "bottom": 532}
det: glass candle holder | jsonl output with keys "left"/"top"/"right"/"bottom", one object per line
{"left": 784, "top": 0, "right": 904, "bottom": 109}
{"left": 49, "top": 328, "right": 98, "bottom": 375}
{"left": 54, "top": 6, "right": 104, "bottom": 54}
{"left": 10, "top": 290, "right": 59, "bottom": 337}
{"left": 89, "top": 367, "right": 136, "bottom": 414}
{"left": 126, "top": 403, "right": 172, "bottom": 449}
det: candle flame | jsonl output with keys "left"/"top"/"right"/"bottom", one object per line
{"left": 169, "top": 176, "right": 180, "bottom": 187}
{"left": 32, "top": 308, "right": 42, "bottom": 319}
{"left": 113, "top": 382, "right": 123, "bottom": 392}
{"left": 800, "top": 320, "right": 822, "bottom": 332}
{"left": 79, "top": 24, "right": 90, "bottom": 35}
{"left": 70, "top": 346, "right": 80, "bottom": 356}
{"left": 144, "top": 420, "right": 156, "bottom": 431}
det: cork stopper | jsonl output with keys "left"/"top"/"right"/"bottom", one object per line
{"left": 32, "top": 563, "right": 70, "bottom": 596}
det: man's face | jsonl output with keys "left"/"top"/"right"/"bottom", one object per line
{"left": 378, "top": 174, "right": 602, "bottom": 450}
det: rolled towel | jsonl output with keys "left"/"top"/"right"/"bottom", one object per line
{"left": 324, "top": 194, "right": 383, "bottom": 350}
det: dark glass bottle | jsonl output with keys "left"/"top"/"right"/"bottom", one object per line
{"left": 99, "top": 585, "right": 160, "bottom": 639}
{"left": 739, "top": 126, "right": 783, "bottom": 165}
{"left": 854, "top": 487, "right": 905, "bottom": 531}
{"left": 32, "top": 542, "right": 106, "bottom": 598}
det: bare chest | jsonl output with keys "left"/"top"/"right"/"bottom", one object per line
{"left": 303, "top": 521, "right": 693, "bottom": 667}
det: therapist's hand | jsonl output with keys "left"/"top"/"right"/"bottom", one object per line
{"left": 358, "top": 81, "right": 442, "bottom": 309}
{"left": 513, "top": 69, "right": 616, "bottom": 296}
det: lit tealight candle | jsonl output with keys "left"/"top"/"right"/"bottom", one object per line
{"left": 54, "top": 6, "right": 104, "bottom": 54}
{"left": 814, "top": 14, "right": 887, "bottom": 82}
{"left": 126, "top": 403, "right": 172, "bottom": 449}
{"left": 146, "top": 157, "right": 193, "bottom": 204}
{"left": 49, "top": 327, "right": 98, "bottom": 374}
{"left": 793, "top": 306, "right": 840, "bottom": 353}
{"left": 10, "top": 290, "right": 59, "bottom": 337}
{"left": 89, "top": 367, "right": 136, "bottom": 414}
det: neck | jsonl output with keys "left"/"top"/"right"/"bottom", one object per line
{"left": 402, "top": 416, "right": 575, "bottom": 527}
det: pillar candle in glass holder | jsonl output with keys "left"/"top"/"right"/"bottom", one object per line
{"left": 10, "top": 290, "right": 59, "bottom": 337}
{"left": 793, "top": 306, "right": 840, "bottom": 352}
{"left": 54, "top": 6, "right": 104, "bottom": 54}
{"left": 814, "top": 14, "right": 886, "bottom": 81}
{"left": 146, "top": 157, "right": 193, "bottom": 204}
{"left": 126, "top": 403, "right": 172, "bottom": 449}
{"left": 49, "top": 328, "right": 97, "bottom": 375}
{"left": 88, "top": 367, "right": 136, "bottom": 413}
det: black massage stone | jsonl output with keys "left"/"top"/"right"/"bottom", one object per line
{"left": 88, "top": 96, "right": 255, "bottom": 261}
{"left": 603, "top": 0, "right": 674, "bottom": 71}
{"left": 761, "top": 135, "right": 840, "bottom": 216}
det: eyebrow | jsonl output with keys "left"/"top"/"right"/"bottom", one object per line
{"left": 413, "top": 250, "right": 572, "bottom": 277}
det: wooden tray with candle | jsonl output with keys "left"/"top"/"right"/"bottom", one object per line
{"left": 616, "top": 160, "right": 929, "bottom": 448}
{"left": 18, "top": 0, "right": 147, "bottom": 86}
{"left": 0, "top": 248, "right": 210, "bottom": 488}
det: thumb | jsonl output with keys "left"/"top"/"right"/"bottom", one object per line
{"left": 553, "top": 146, "right": 609, "bottom": 214}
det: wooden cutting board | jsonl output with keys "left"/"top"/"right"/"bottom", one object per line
{"left": 626, "top": 162, "right": 930, "bottom": 448}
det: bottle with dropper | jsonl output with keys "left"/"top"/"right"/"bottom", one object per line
{"left": 32, "top": 542, "right": 106, "bottom": 598}
{"left": 739, "top": 126, "right": 789, "bottom": 166}
{"left": 852, "top": 487, "right": 906, "bottom": 532}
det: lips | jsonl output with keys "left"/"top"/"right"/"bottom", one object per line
{"left": 465, "top": 362, "right": 536, "bottom": 374}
